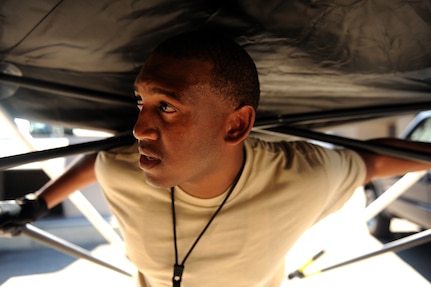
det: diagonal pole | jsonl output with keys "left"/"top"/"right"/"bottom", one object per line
{"left": 20, "top": 224, "right": 134, "bottom": 277}
{"left": 288, "top": 228, "right": 431, "bottom": 279}
{"left": 0, "top": 106, "right": 126, "bottom": 249}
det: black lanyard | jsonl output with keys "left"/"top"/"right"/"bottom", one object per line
{"left": 170, "top": 155, "right": 245, "bottom": 287}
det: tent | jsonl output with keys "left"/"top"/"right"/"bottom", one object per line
{"left": 1, "top": 0, "right": 431, "bottom": 281}
{"left": 1, "top": 0, "right": 430, "bottom": 133}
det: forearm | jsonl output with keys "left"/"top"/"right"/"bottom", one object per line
{"left": 360, "top": 138, "right": 431, "bottom": 183}
{"left": 35, "top": 153, "right": 98, "bottom": 209}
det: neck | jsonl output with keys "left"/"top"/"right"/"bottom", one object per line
{"left": 178, "top": 147, "right": 245, "bottom": 199}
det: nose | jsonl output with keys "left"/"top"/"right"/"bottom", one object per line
{"left": 133, "top": 109, "right": 159, "bottom": 141}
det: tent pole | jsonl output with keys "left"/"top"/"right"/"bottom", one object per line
{"left": 252, "top": 126, "right": 428, "bottom": 220}
{"left": 20, "top": 224, "right": 134, "bottom": 277}
{"left": 0, "top": 73, "right": 132, "bottom": 106}
{"left": 364, "top": 171, "right": 427, "bottom": 221}
{"left": 260, "top": 125, "right": 431, "bottom": 163}
{"left": 288, "top": 228, "right": 431, "bottom": 279}
{"left": 0, "top": 107, "right": 126, "bottom": 249}
{"left": 0, "top": 133, "right": 134, "bottom": 170}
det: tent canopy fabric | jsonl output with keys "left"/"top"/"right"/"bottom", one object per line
{"left": 1, "top": 0, "right": 431, "bottom": 133}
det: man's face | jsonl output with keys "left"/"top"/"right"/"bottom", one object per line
{"left": 133, "top": 54, "right": 232, "bottom": 189}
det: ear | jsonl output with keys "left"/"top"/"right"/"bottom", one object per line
{"left": 225, "top": 105, "right": 255, "bottom": 144}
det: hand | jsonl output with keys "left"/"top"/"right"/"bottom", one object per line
{"left": 0, "top": 194, "right": 48, "bottom": 235}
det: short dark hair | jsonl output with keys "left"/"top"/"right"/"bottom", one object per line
{"left": 152, "top": 30, "right": 260, "bottom": 111}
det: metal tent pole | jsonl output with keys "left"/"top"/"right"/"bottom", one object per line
{"left": 264, "top": 125, "right": 431, "bottom": 163}
{"left": 0, "top": 133, "right": 135, "bottom": 170}
{"left": 288, "top": 228, "right": 431, "bottom": 279}
{"left": 252, "top": 126, "right": 430, "bottom": 217}
{"left": 0, "top": 73, "right": 132, "bottom": 106}
{"left": 364, "top": 171, "right": 427, "bottom": 221}
{"left": 20, "top": 224, "right": 134, "bottom": 277}
{"left": 0, "top": 107, "right": 127, "bottom": 249}
{"left": 254, "top": 126, "right": 431, "bottom": 281}
{"left": 254, "top": 102, "right": 431, "bottom": 128}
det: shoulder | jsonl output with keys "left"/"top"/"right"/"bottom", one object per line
{"left": 245, "top": 136, "right": 364, "bottom": 171}
{"left": 97, "top": 142, "right": 139, "bottom": 162}
{"left": 245, "top": 136, "right": 340, "bottom": 160}
{"left": 95, "top": 142, "right": 140, "bottom": 177}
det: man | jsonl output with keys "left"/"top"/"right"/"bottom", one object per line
{"left": 1, "top": 31, "right": 431, "bottom": 287}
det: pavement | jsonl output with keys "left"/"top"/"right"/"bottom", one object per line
{"left": 0, "top": 244, "right": 135, "bottom": 287}
{"left": 1, "top": 189, "right": 430, "bottom": 287}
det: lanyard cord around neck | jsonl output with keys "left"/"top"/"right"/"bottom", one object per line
{"left": 170, "top": 155, "right": 245, "bottom": 287}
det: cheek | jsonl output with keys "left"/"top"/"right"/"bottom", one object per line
{"left": 170, "top": 122, "right": 218, "bottom": 162}
{"left": 166, "top": 108, "right": 226, "bottom": 161}
{"left": 195, "top": 115, "right": 225, "bottom": 145}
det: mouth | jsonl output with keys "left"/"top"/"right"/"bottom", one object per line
{"left": 138, "top": 146, "right": 162, "bottom": 170}
{"left": 139, "top": 154, "right": 161, "bottom": 170}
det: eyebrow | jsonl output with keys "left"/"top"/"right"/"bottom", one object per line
{"left": 151, "top": 87, "right": 180, "bottom": 101}
{"left": 133, "top": 85, "right": 182, "bottom": 103}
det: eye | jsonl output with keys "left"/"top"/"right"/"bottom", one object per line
{"left": 159, "top": 102, "right": 176, "bottom": 113}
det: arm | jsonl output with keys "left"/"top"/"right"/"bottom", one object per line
{"left": 0, "top": 153, "right": 98, "bottom": 229}
{"left": 357, "top": 138, "right": 431, "bottom": 184}
{"left": 36, "top": 153, "right": 98, "bottom": 208}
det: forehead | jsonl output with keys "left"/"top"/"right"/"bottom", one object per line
{"left": 135, "top": 54, "right": 213, "bottom": 94}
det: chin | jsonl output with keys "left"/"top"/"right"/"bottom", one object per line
{"left": 144, "top": 173, "right": 174, "bottom": 189}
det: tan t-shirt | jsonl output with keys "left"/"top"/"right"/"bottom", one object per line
{"left": 95, "top": 137, "right": 366, "bottom": 287}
